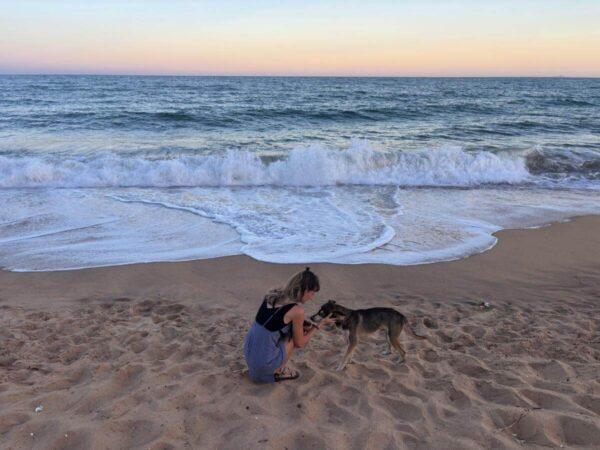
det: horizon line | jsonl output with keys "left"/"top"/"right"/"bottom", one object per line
{"left": 1, "top": 72, "right": 598, "bottom": 79}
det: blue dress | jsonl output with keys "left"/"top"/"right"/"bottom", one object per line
{"left": 243, "top": 300, "right": 296, "bottom": 383}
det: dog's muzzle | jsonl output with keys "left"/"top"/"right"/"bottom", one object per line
{"left": 310, "top": 312, "right": 324, "bottom": 322}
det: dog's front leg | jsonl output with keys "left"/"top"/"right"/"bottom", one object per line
{"left": 336, "top": 331, "right": 357, "bottom": 371}
{"left": 380, "top": 340, "right": 392, "bottom": 356}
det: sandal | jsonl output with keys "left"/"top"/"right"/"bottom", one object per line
{"left": 274, "top": 366, "right": 300, "bottom": 382}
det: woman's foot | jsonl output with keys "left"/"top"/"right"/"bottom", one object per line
{"left": 274, "top": 366, "right": 300, "bottom": 382}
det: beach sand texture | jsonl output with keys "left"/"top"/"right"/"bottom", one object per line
{"left": 1, "top": 216, "right": 599, "bottom": 449}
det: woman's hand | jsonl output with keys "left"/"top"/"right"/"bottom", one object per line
{"left": 318, "top": 314, "right": 336, "bottom": 328}
{"left": 303, "top": 320, "right": 314, "bottom": 334}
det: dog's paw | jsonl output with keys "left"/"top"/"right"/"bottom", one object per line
{"left": 335, "top": 365, "right": 346, "bottom": 372}
{"left": 380, "top": 349, "right": 391, "bottom": 356}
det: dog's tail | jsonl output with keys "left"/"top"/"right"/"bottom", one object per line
{"left": 404, "top": 318, "right": 427, "bottom": 340}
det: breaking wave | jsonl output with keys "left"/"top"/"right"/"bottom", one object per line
{"left": 0, "top": 143, "right": 539, "bottom": 188}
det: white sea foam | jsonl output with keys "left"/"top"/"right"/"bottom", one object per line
{"left": 1, "top": 144, "right": 599, "bottom": 272}
{"left": 0, "top": 189, "right": 242, "bottom": 271}
{"left": 1, "top": 184, "right": 599, "bottom": 271}
{"left": 0, "top": 142, "right": 532, "bottom": 188}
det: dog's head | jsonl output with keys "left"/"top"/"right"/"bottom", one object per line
{"left": 310, "top": 300, "right": 350, "bottom": 327}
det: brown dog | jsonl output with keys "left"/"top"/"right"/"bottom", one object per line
{"left": 311, "top": 300, "right": 426, "bottom": 371}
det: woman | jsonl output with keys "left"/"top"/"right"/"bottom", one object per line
{"left": 244, "top": 267, "right": 334, "bottom": 382}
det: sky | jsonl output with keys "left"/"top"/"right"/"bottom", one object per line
{"left": 1, "top": 0, "right": 599, "bottom": 76}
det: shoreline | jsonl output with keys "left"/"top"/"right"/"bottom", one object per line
{"left": 1, "top": 213, "right": 599, "bottom": 307}
{"left": 1, "top": 215, "right": 599, "bottom": 448}
{"left": 1, "top": 212, "right": 597, "bottom": 276}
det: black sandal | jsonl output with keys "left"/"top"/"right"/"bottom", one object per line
{"left": 274, "top": 366, "right": 300, "bottom": 382}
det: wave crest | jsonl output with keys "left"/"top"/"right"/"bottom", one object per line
{"left": 525, "top": 149, "right": 600, "bottom": 180}
{"left": 0, "top": 143, "right": 535, "bottom": 188}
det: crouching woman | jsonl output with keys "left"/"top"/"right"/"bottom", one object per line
{"left": 243, "top": 267, "right": 333, "bottom": 382}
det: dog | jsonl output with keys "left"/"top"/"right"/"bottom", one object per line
{"left": 311, "top": 300, "right": 426, "bottom": 371}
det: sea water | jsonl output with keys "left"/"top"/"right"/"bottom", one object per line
{"left": 0, "top": 76, "right": 599, "bottom": 271}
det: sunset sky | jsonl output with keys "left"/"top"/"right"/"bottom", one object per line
{"left": 1, "top": 0, "right": 599, "bottom": 76}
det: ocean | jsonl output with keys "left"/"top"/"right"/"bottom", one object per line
{"left": 0, "top": 75, "right": 599, "bottom": 271}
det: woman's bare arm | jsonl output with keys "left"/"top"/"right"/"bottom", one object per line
{"left": 287, "top": 305, "right": 317, "bottom": 348}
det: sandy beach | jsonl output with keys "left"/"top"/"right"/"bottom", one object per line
{"left": 1, "top": 215, "right": 599, "bottom": 449}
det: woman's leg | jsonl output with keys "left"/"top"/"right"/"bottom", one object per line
{"left": 275, "top": 338, "right": 295, "bottom": 373}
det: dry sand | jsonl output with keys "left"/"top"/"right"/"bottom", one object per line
{"left": 1, "top": 216, "right": 599, "bottom": 449}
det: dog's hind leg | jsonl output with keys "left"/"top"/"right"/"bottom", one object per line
{"left": 388, "top": 323, "right": 407, "bottom": 363}
{"left": 381, "top": 329, "right": 392, "bottom": 356}
{"left": 336, "top": 331, "right": 357, "bottom": 371}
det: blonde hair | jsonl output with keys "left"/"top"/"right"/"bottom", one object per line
{"left": 265, "top": 267, "right": 320, "bottom": 307}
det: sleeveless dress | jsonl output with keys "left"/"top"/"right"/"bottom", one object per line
{"left": 243, "top": 299, "right": 297, "bottom": 383}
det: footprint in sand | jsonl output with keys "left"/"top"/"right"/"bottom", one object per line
{"left": 48, "top": 428, "right": 91, "bottom": 450}
{"left": 497, "top": 410, "right": 557, "bottom": 447}
{"left": 449, "top": 356, "right": 490, "bottom": 379}
{"left": 531, "top": 379, "right": 577, "bottom": 395}
{"left": 423, "top": 317, "right": 438, "bottom": 329}
{"left": 475, "top": 381, "right": 528, "bottom": 407}
{"left": 445, "top": 384, "right": 472, "bottom": 409}
{"left": 558, "top": 415, "right": 600, "bottom": 447}
{"left": 422, "top": 348, "right": 441, "bottom": 362}
{"left": 520, "top": 389, "right": 579, "bottom": 412}
{"left": 461, "top": 324, "right": 486, "bottom": 339}
{"left": 0, "top": 412, "right": 30, "bottom": 434}
{"left": 573, "top": 394, "right": 600, "bottom": 416}
{"left": 59, "top": 345, "right": 88, "bottom": 365}
{"left": 14, "top": 419, "right": 60, "bottom": 448}
{"left": 529, "top": 360, "right": 574, "bottom": 382}
{"left": 149, "top": 442, "right": 177, "bottom": 450}
{"left": 378, "top": 396, "right": 424, "bottom": 422}
{"left": 491, "top": 371, "right": 524, "bottom": 388}
{"left": 279, "top": 431, "right": 327, "bottom": 450}
{"left": 100, "top": 419, "right": 162, "bottom": 448}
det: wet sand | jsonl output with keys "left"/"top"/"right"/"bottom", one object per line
{"left": 1, "top": 216, "right": 599, "bottom": 449}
